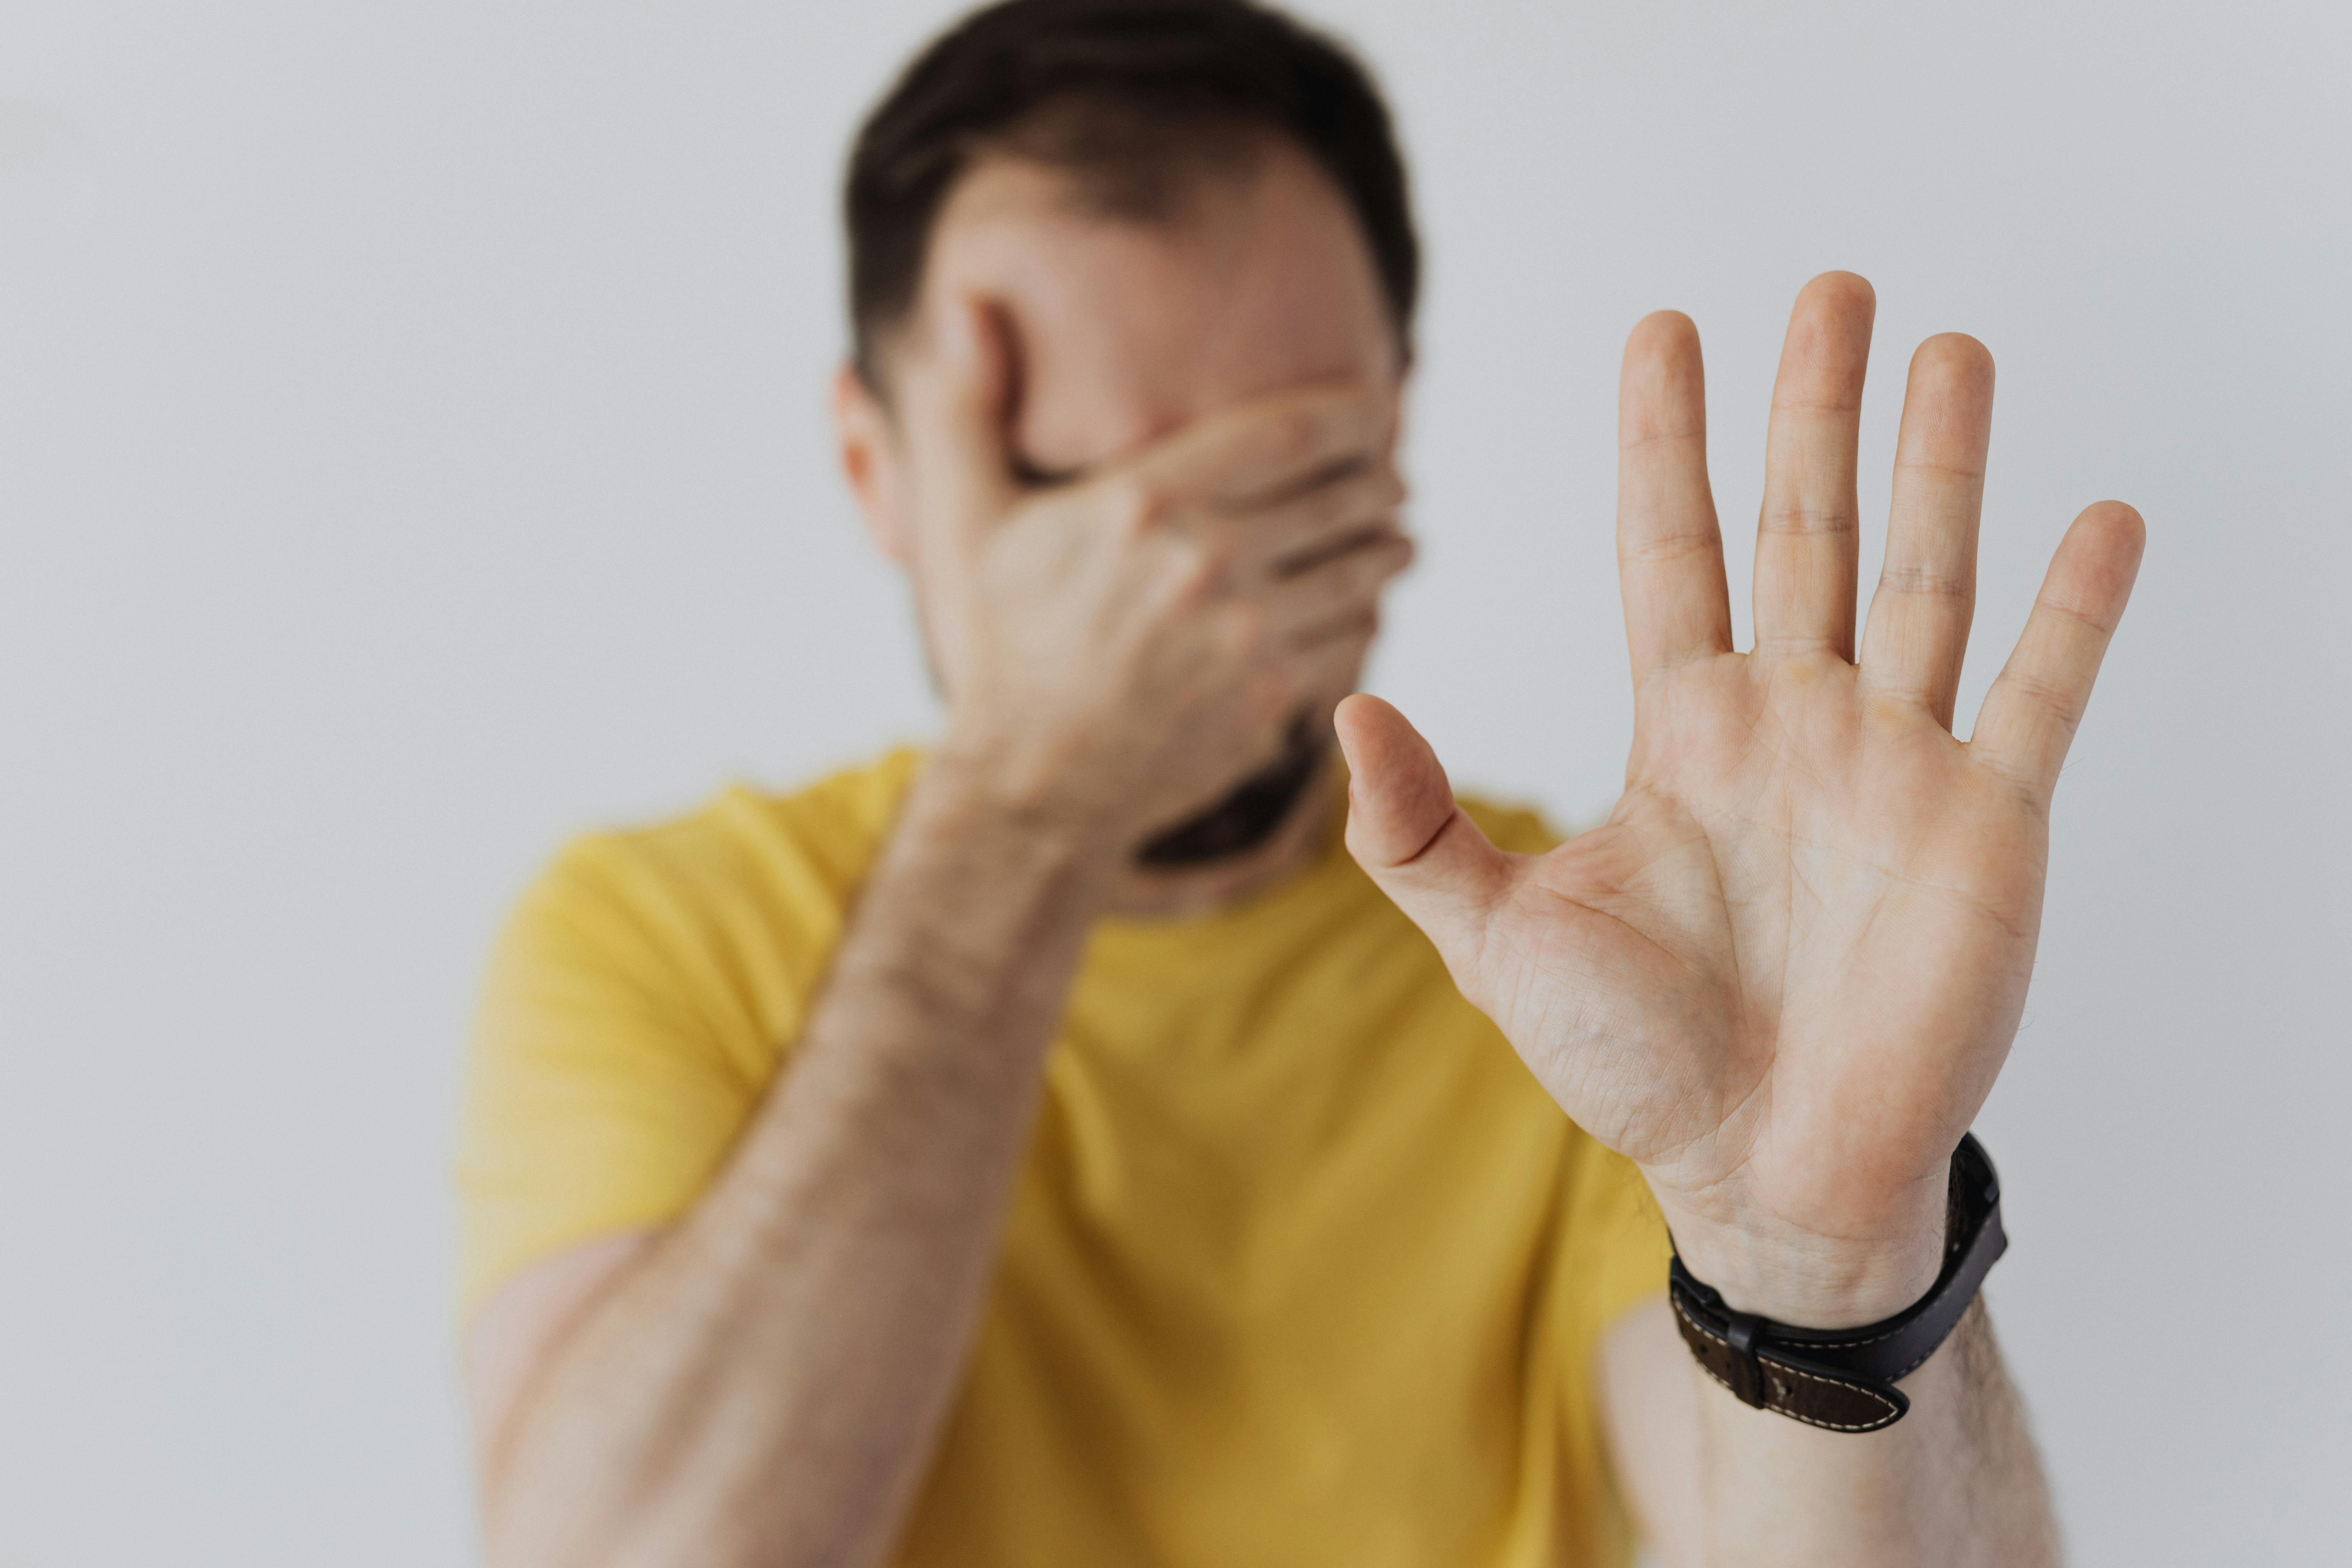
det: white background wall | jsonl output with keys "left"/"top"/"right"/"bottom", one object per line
{"left": 3, "top": 1, "right": 2345, "bottom": 1562}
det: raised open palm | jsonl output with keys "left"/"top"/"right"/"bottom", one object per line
{"left": 1337, "top": 274, "right": 2144, "bottom": 1325}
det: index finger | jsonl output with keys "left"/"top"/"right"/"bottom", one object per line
{"left": 897, "top": 294, "right": 1020, "bottom": 545}
{"left": 1120, "top": 383, "right": 1394, "bottom": 518}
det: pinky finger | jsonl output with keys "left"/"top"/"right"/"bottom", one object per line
{"left": 1970, "top": 501, "right": 2147, "bottom": 801}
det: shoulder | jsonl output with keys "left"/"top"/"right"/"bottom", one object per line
{"left": 460, "top": 748, "right": 927, "bottom": 1307}
{"left": 541, "top": 744, "right": 922, "bottom": 895}
{"left": 482, "top": 747, "right": 926, "bottom": 1077}
{"left": 516, "top": 747, "right": 924, "bottom": 946}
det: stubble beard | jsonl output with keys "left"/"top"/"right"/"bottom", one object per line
{"left": 1133, "top": 710, "right": 1328, "bottom": 868}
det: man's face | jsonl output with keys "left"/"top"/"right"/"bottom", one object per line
{"left": 916, "top": 139, "right": 1403, "bottom": 481}
{"left": 842, "top": 136, "right": 1407, "bottom": 823}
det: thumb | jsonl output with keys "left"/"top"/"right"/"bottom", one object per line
{"left": 905, "top": 294, "right": 1017, "bottom": 544}
{"left": 1335, "top": 694, "right": 1514, "bottom": 966}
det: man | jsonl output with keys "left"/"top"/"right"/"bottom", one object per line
{"left": 458, "top": 1, "right": 2144, "bottom": 1563}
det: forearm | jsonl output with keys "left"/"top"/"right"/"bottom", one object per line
{"left": 1688, "top": 1300, "right": 2058, "bottom": 1566}
{"left": 483, "top": 754, "right": 1122, "bottom": 1568}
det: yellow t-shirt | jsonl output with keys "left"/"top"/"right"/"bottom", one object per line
{"left": 459, "top": 748, "right": 1670, "bottom": 1568}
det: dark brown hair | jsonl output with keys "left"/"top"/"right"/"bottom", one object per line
{"left": 843, "top": 0, "right": 1419, "bottom": 386}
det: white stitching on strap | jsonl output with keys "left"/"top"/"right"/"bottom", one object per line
{"left": 1670, "top": 1295, "right": 1902, "bottom": 1434}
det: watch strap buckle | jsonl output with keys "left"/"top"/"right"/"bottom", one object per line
{"left": 1662, "top": 1132, "right": 2005, "bottom": 1434}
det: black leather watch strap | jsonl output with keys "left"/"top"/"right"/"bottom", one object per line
{"left": 1666, "top": 1133, "right": 2007, "bottom": 1434}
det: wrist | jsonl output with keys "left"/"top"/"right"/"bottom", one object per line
{"left": 1656, "top": 1182, "right": 1949, "bottom": 1330}
{"left": 915, "top": 738, "right": 1133, "bottom": 867}
{"left": 934, "top": 718, "right": 1136, "bottom": 835}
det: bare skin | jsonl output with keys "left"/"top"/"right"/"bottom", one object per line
{"left": 470, "top": 146, "right": 1413, "bottom": 1568}
{"left": 467, "top": 146, "right": 2111, "bottom": 1564}
{"left": 1602, "top": 1297, "right": 2060, "bottom": 1564}
{"left": 1338, "top": 272, "right": 2139, "bottom": 1564}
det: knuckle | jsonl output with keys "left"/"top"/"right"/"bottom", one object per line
{"left": 1195, "top": 516, "right": 1240, "bottom": 565}
{"left": 1975, "top": 749, "right": 2050, "bottom": 818}
{"left": 1218, "top": 598, "right": 1268, "bottom": 658}
{"left": 1877, "top": 564, "right": 1970, "bottom": 600}
{"left": 1623, "top": 526, "right": 1721, "bottom": 567}
{"left": 1146, "top": 533, "right": 1201, "bottom": 594}
{"left": 1160, "top": 550, "right": 1210, "bottom": 604}
{"left": 1760, "top": 501, "right": 1857, "bottom": 538}
{"left": 1169, "top": 524, "right": 1236, "bottom": 594}
{"left": 1330, "top": 603, "right": 1385, "bottom": 646}
{"left": 1340, "top": 534, "right": 1412, "bottom": 592}
{"left": 2039, "top": 596, "right": 2116, "bottom": 638}
{"left": 1999, "top": 670, "right": 2077, "bottom": 716}
{"left": 1271, "top": 406, "right": 1322, "bottom": 459}
{"left": 1107, "top": 474, "right": 1169, "bottom": 534}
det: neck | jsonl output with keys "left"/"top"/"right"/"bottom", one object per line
{"left": 1100, "top": 751, "right": 1340, "bottom": 920}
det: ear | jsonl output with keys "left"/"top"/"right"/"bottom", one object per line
{"left": 833, "top": 362, "right": 912, "bottom": 565}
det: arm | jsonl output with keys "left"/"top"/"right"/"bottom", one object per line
{"left": 477, "top": 756, "right": 1121, "bottom": 1568}
{"left": 469, "top": 297, "right": 1412, "bottom": 1568}
{"left": 1600, "top": 1297, "right": 2057, "bottom": 1566}
{"left": 1337, "top": 272, "right": 2141, "bottom": 1563}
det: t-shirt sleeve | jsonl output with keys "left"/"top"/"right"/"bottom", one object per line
{"left": 1461, "top": 792, "right": 1674, "bottom": 1533}
{"left": 1546, "top": 1127, "right": 1672, "bottom": 1565}
{"left": 1556, "top": 1130, "right": 1673, "bottom": 1339}
{"left": 456, "top": 830, "right": 788, "bottom": 1315}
